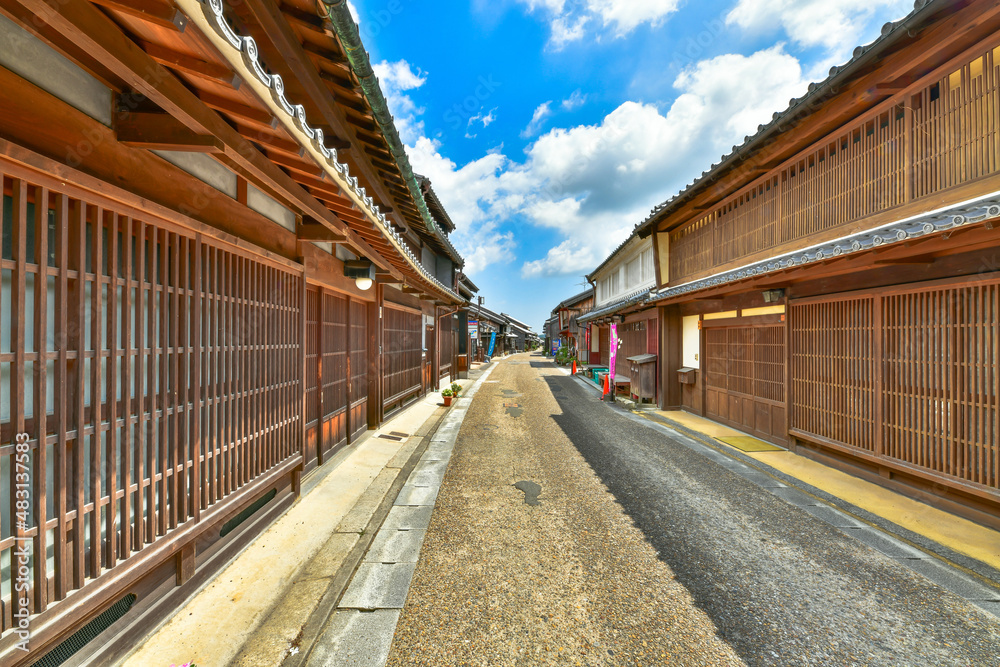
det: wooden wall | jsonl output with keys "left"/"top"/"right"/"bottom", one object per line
{"left": 669, "top": 41, "right": 1000, "bottom": 286}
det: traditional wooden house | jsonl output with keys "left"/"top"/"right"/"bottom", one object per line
{"left": 639, "top": 0, "right": 1000, "bottom": 526}
{"left": 502, "top": 313, "right": 532, "bottom": 353}
{"left": 456, "top": 273, "right": 479, "bottom": 377}
{"left": 550, "top": 288, "right": 594, "bottom": 361}
{"left": 578, "top": 231, "right": 659, "bottom": 402}
{"left": 0, "top": 0, "right": 472, "bottom": 663}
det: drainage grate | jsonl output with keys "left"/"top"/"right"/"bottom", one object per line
{"left": 389, "top": 431, "right": 409, "bottom": 438}
{"left": 378, "top": 434, "right": 404, "bottom": 441}
{"left": 32, "top": 594, "right": 137, "bottom": 667}
{"left": 220, "top": 489, "right": 277, "bottom": 538}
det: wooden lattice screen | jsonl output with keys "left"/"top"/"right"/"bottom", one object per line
{"left": 320, "top": 292, "right": 348, "bottom": 459}
{"left": 669, "top": 42, "right": 1000, "bottom": 284}
{"left": 349, "top": 301, "right": 368, "bottom": 442}
{"left": 790, "top": 298, "right": 877, "bottom": 453}
{"left": 439, "top": 313, "right": 452, "bottom": 379}
{"left": 0, "top": 169, "right": 302, "bottom": 635}
{"left": 790, "top": 279, "right": 1000, "bottom": 491}
{"left": 382, "top": 305, "right": 421, "bottom": 408}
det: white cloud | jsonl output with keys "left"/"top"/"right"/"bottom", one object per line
{"left": 386, "top": 46, "right": 807, "bottom": 279}
{"left": 587, "top": 0, "right": 682, "bottom": 36}
{"left": 726, "top": 0, "right": 911, "bottom": 58}
{"left": 373, "top": 59, "right": 427, "bottom": 143}
{"left": 520, "top": 102, "right": 553, "bottom": 138}
{"left": 561, "top": 90, "right": 587, "bottom": 111}
{"left": 516, "top": 0, "right": 681, "bottom": 48}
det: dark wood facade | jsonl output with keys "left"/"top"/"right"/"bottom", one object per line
{"left": 643, "top": 0, "right": 1000, "bottom": 527}
{"left": 0, "top": 0, "right": 466, "bottom": 663}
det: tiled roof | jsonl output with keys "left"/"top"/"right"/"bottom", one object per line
{"left": 577, "top": 288, "right": 653, "bottom": 323}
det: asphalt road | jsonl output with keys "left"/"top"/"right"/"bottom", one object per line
{"left": 387, "top": 354, "right": 1000, "bottom": 666}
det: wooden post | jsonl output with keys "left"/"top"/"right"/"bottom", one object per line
{"left": 175, "top": 543, "right": 196, "bottom": 586}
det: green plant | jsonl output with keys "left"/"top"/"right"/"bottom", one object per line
{"left": 441, "top": 388, "right": 453, "bottom": 397}
{"left": 450, "top": 382, "right": 461, "bottom": 396}
{"left": 555, "top": 346, "right": 576, "bottom": 365}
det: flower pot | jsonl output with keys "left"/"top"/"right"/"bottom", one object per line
{"left": 443, "top": 396, "right": 453, "bottom": 407}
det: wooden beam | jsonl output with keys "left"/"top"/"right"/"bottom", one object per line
{"left": 141, "top": 42, "right": 241, "bottom": 87}
{"left": 90, "top": 0, "right": 186, "bottom": 31}
{"left": 297, "top": 220, "right": 347, "bottom": 242}
{"left": 316, "top": 67, "right": 355, "bottom": 92}
{"left": 266, "top": 150, "right": 325, "bottom": 178}
{"left": 16, "top": 0, "right": 407, "bottom": 279}
{"left": 314, "top": 126, "right": 352, "bottom": 150}
{"left": 197, "top": 91, "right": 277, "bottom": 129}
{"left": 233, "top": 123, "right": 305, "bottom": 157}
{"left": 875, "top": 75, "right": 917, "bottom": 92}
{"left": 873, "top": 256, "right": 936, "bottom": 266}
{"left": 116, "top": 112, "right": 223, "bottom": 152}
{"left": 280, "top": 5, "right": 331, "bottom": 36}
{"left": 300, "top": 40, "right": 353, "bottom": 75}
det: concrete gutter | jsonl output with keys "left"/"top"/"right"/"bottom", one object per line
{"left": 285, "top": 362, "right": 500, "bottom": 666}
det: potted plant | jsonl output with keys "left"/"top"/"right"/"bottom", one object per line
{"left": 450, "top": 382, "right": 462, "bottom": 399}
{"left": 441, "top": 388, "right": 453, "bottom": 406}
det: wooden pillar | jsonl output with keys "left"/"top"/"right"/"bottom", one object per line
{"left": 368, "top": 284, "right": 382, "bottom": 428}
{"left": 175, "top": 543, "right": 196, "bottom": 586}
{"left": 659, "top": 304, "right": 683, "bottom": 410}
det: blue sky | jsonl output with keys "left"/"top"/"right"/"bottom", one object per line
{"left": 349, "top": 0, "right": 914, "bottom": 331}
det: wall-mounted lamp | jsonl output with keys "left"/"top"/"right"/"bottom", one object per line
{"left": 345, "top": 259, "right": 375, "bottom": 291}
{"left": 762, "top": 288, "right": 785, "bottom": 303}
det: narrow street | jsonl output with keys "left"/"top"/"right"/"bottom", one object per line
{"left": 386, "top": 353, "right": 1000, "bottom": 667}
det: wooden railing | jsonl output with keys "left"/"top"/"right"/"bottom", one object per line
{"left": 670, "top": 43, "right": 1000, "bottom": 284}
{"left": 0, "top": 167, "right": 303, "bottom": 638}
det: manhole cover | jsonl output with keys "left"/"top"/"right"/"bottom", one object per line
{"left": 514, "top": 481, "right": 541, "bottom": 506}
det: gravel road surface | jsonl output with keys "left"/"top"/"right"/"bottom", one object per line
{"left": 386, "top": 353, "right": 1000, "bottom": 666}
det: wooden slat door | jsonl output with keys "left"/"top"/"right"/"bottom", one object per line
{"left": 304, "top": 286, "right": 321, "bottom": 471}
{"left": 349, "top": 300, "right": 368, "bottom": 442}
{"left": 319, "top": 292, "right": 349, "bottom": 460}
{"left": 704, "top": 323, "right": 787, "bottom": 444}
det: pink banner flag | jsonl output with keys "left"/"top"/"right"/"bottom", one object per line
{"left": 608, "top": 323, "right": 619, "bottom": 390}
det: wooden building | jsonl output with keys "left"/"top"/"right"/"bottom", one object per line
{"left": 639, "top": 0, "right": 1000, "bottom": 527}
{"left": 549, "top": 289, "right": 594, "bottom": 361}
{"left": 578, "top": 232, "right": 658, "bottom": 396}
{"left": 0, "top": 0, "right": 472, "bottom": 663}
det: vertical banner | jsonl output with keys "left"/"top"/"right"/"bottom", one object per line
{"left": 608, "top": 322, "right": 619, "bottom": 386}
{"left": 487, "top": 331, "right": 497, "bottom": 356}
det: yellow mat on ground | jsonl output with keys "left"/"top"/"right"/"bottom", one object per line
{"left": 715, "top": 436, "right": 784, "bottom": 452}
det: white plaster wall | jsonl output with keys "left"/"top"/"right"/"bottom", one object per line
{"left": 682, "top": 315, "right": 700, "bottom": 369}
{"left": 248, "top": 183, "right": 296, "bottom": 231}
{"left": 0, "top": 14, "right": 112, "bottom": 125}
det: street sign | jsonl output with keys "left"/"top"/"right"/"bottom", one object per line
{"left": 469, "top": 320, "right": 479, "bottom": 338}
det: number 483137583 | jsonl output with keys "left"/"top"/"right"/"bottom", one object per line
{"left": 14, "top": 433, "right": 30, "bottom": 532}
